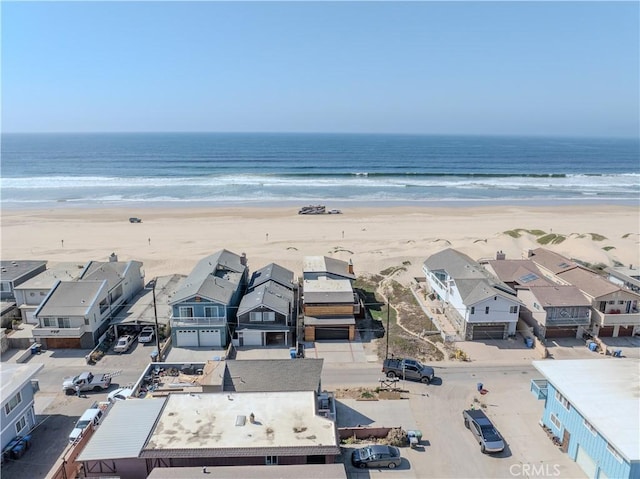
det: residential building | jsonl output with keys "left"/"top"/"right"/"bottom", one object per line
{"left": 531, "top": 359, "right": 639, "bottom": 479}
{"left": 32, "top": 259, "right": 144, "bottom": 348}
{"left": 170, "top": 250, "right": 248, "bottom": 348}
{"left": 302, "top": 278, "right": 357, "bottom": 341}
{"left": 0, "top": 261, "right": 47, "bottom": 300}
{"left": 528, "top": 248, "right": 640, "bottom": 337}
{"left": 302, "top": 256, "right": 356, "bottom": 282}
{"left": 235, "top": 263, "right": 297, "bottom": 347}
{"left": 485, "top": 257, "right": 591, "bottom": 339}
{"left": 423, "top": 248, "right": 521, "bottom": 340}
{"left": 1, "top": 363, "right": 44, "bottom": 451}
{"left": 147, "top": 464, "right": 347, "bottom": 479}
{"left": 13, "top": 262, "right": 85, "bottom": 324}
{"left": 605, "top": 265, "right": 640, "bottom": 293}
{"left": 78, "top": 391, "right": 340, "bottom": 479}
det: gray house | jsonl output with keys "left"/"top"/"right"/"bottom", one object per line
{"left": 32, "top": 259, "right": 144, "bottom": 348}
{"left": 0, "top": 261, "right": 47, "bottom": 301}
{"left": 235, "top": 263, "right": 296, "bottom": 347}
{"left": 1, "top": 363, "right": 44, "bottom": 452}
{"left": 170, "top": 250, "right": 248, "bottom": 348}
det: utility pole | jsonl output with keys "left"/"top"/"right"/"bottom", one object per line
{"left": 385, "top": 300, "right": 390, "bottom": 359}
{"left": 152, "top": 278, "right": 162, "bottom": 362}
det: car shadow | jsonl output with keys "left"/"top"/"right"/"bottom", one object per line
{"left": 429, "top": 376, "right": 443, "bottom": 386}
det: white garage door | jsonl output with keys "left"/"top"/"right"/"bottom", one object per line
{"left": 576, "top": 444, "right": 597, "bottom": 479}
{"left": 25, "top": 311, "right": 37, "bottom": 324}
{"left": 176, "top": 329, "right": 198, "bottom": 347}
{"left": 199, "top": 329, "right": 220, "bottom": 347}
{"left": 242, "top": 330, "right": 264, "bottom": 346}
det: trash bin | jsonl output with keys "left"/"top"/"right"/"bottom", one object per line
{"left": 525, "top": 338, "right": 534, "bottom": 348}
{"left": 289, "top": 348, "right": 297, "bottom": 359}
{"left": 30, "top": 344, "right": 39, "bottom": 355}
{"left": 588, "top": 342, "right": 598, "bottom": 352}
{"left": 150, "top": 350, "right": 159, "bottom": 361}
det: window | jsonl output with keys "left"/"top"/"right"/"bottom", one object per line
{"left": 179, "top": 307, "right": 194, "bottom": 319}
{"left": 263, "top": 312, "right": 275, "bottom": 322}
{"left": 15, "top": 415, "right": 27, "bottom": 434}
{"left": 510, "top": 306, "right": 518, "bottom": 314}
{"left": 42, "top": 318, "right": 56, "bottom": 327}
{"left": 555, "top": 390, "right": 570, "bottom": 410}
{"left": 40, "top": 291, "right": 46, "bottom": 296}
{"left": 608, "top": 301, "right": 615, "bottom": 305}
{"left": 607, "top": 443, "right": 623, "bottom": 463}
{"left": 550, "top": 413, "right": 561, "bottom": 429}
{"left": 533, "top": 302, "right": 540, "bottom": 310}
{"left": 583, "top": 419, "right": 597, "bottom": 436}
{"left": 204, "top": 306, "right": 222, "bottom": 318}
{"left": 57, "top": 318, "right": 70, "bottom": 328}
{"left": 5, "top": 392, "right": 22, "bottom": 415}
{"left": 470, "top": 307, "right": 475, "bottom": 314}
{"left": 250, "top": 312, "right": 262, "bottom": 322}
{"left": 265, "top": 456, "right": 278, "bottom": 465}
{"left": 30, "top": 292, "right": 35, "bottom": 297}
{"left": 485, "top": 306, "right": 490, "bottom": 314}
{"left": 84, "top": 317, "right": 90, "bottom": 325}
{"left": 618, "top": 300, "right": 624, "bottom": 305}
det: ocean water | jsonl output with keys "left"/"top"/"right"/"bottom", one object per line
{"left": 1, "top": 133, "right": 638, "bottom": 208}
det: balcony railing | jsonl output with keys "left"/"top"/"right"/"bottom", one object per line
{"left": 171, "top": 316, "right": 226, "bottom": 327}
{"left": 32, "top": 326, "right": 84, "bottom": 338}
{"left": 592, "top": 309, "right": 640, "bottom": 327}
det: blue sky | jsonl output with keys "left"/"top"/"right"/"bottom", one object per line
{"left": 2, "top": 1, "right": 638, "bottom": 137}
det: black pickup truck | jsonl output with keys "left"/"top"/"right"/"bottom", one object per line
{"left": 382, "top": 357, "right": 435, "bottom": 384}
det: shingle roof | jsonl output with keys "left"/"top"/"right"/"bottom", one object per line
{"left": 526, "top": 285, "right": 591, "bottom": 307}
{"left": 80, "top": 261, "right": 130, "bottom": 290}
{"left": 14, "top": 262, "right": 86, "bottom": 290}
{"left": 36, "top": 280, "right": 105, "bottom": 317}
{"left": 557, "top": 267, "right": 630, "bottom": 298}
{"left": 237, "top": 282, "right": 293, "bottom": 316}
{"left": 223, "top": 359, "right": 323, "bottom": 392}
{"left": 303, "top": 256, "right": 355, "bottom": 280}
{"left": 486, "top": 260, "right": 551, "bottom": 286}
{"left": 170, "top": 250, "right": 246, "bottom": 305}
{"left": 0, "top": 260, "right": 47, "bottom": 282}
{"left": 248, "top": 263, "right": 294, "bottom": 291}
{"left": 528, "top": 248, "right": 577, "bottom": 274}
{"left": 77, "top": 399, "right": 166, "bottom": 461}
{"left": 425, "top": 249, "right": 517, "bottom": 304}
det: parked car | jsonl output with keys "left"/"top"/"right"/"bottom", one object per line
{"left": 108, "top": 387, "right": 134, "bottom": 402}
{"left": 351, "top": 445, "right": 402, "bottom": 469}
{"left": 63, "top": 371, "right": 112, "bottom": 395}
{"left": 129, "top": 217, "right": 142, "bottom": 223}
{"left": 462, "top": 409, "right": 505, "bottom": 454}
{"left": 138, "top": 326, "right": 155, "bottom": 344}
{"left": 382, "top": 357, "right": 435, "bottom": 384}
{"left": 113, "top": 335, "right": 136, "bottom": 353}
{"left": 68, "top": 403, "right": 109, "bottom": 443}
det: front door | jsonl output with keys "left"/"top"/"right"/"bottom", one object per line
{"left": 561, "top": 428, "right": 570, "bottom": 453}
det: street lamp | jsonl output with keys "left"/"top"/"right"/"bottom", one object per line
{"left": 385, "top": 300, "right": 390, "bottom": 359}
{"left": 151, "top": 278, "right": 162, "bottom": 362}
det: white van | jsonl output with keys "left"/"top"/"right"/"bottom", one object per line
{"left": 68, "top": 406, "right": 105, "bottom": 443}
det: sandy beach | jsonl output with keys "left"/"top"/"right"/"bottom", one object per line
{"left": 1, "top": 204, "right": 638, "bottom": 284}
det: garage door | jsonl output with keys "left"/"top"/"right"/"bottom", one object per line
{"left": 25, "top": 311, "right": 37, "bottom": 324}
{"left": 617, "top": 326, "right": 634, "bottom": 337}
{"left": 240, "top": 330, "right": 264, "bottom": 346}
{"left": 315, "top": 327, "right": 349, "bottom": 340}
{"left": 471, "top": 325, "right": 505, "bottom": 340}
{"left": 546, "top": 327, "right": 578, "bottom": 339}
{"left": 199, "top": 329, "right": 220, "bottom": 347}
{"left": 575, "top": 445, "right": 597, "bottom": 479}
{"left": 176, "top": 329, "right": 198, "bottom": 347}
{"left": 598, "top": 326, "right": 614, "bottom": 337}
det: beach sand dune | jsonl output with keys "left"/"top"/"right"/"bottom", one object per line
{"left": 1, "top": 205, "right": 638, "bottom": 283}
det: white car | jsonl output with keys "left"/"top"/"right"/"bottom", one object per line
{"left": 108, "top": 387, "right": 134, "bottom": 402}
{"left": 138, "top": 326, "right": 155, "bottom": 344}
{"left": 113, "top": 335, "right": 135, "bottom": 353}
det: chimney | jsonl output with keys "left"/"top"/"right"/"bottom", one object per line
{"left": 496, "top": 250, "right": 506, "bottom": 260}
{"left": 109, "top": 252, "right": 118, "bottom": 262}
{"left": 240, "top": 253, "right": 247, "bottom": 266}
{"left": 348, "top": 259, "right": 354, "bottom": 275}
{"left": 527, "top": 249, "right": 534, "bottom": 258}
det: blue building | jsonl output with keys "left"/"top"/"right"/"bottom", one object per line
{"left": 170, "top": 250, "right": 247, "bottom": 348}
{"left": 1, "top": 363, "right": 44, "bottom": 452}
{"left": 532, "top": 359, "right": 639, "bottom": 479}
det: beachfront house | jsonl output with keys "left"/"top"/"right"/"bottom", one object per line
{"left": 77, "top": 391, "right": 340, "bottom": 479}
{"left": 1, "top": 363, "right": 44, "bottom": 453}
{"left": 604, "top": 265, "right": 640, "bottom": 293}
{"left": 32, "top": 258, "right": 144, "bottom": 348}
{"left": 528, "top": 248, "right": 640, "bottom": 337}
{"left": 423, "top": 248, "right": 521, "bottom": 340}
{"left": 301, "top": 256, "right": 359, "bottom": 341}
{"left": 531, "top": 359, "right": 639, "bottom": 479}
{"left": 485, "top": 257, "right": 591, "bottom": 339}
{"left": 169, "top": 250, "right": 247, "bottom": 348}
{"left": 0, "top": 261, "right": 47, "bottom": 301}
{"left": 13, "top": 262, "right": 86, "bottom": 325}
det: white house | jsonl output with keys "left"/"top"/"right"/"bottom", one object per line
{"left": 423, "top": 248, "right": 520, "bottom": 340}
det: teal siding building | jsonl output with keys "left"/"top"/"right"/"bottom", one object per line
{"left": 532, "top": 359, "right": 639, "bottom": 479}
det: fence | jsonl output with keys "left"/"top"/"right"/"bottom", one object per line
{"left": 45, "top": 422, "right": 96, "bottom": 479}
{"left": 338, "top": 426, "right": 396, "bottom": 440}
